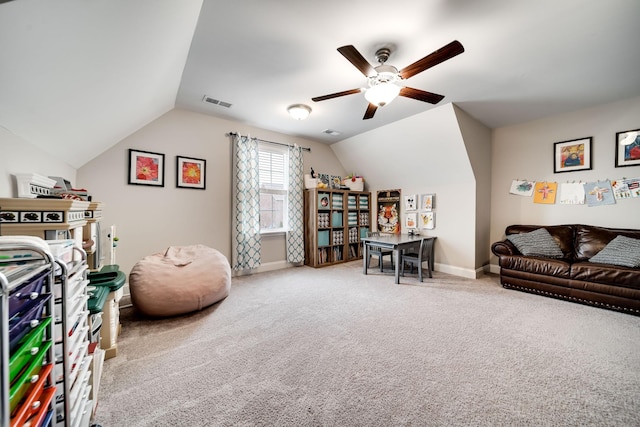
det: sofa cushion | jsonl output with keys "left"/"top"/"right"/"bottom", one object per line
{"left": 574, "top": 224, "right": 640, "bottom": 260}
{"left": 505, "top": 225, "right": 575, "bottom": 259}
{"left": 588, "top": 235, "right": 640, "bottom": 268}
{"left": 507, "top": 228, "right": 564, "bottom": 258}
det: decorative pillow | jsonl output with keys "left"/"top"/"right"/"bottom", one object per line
{"left": 589, "top": 235, "right": 640, "bottom": 268}
{"left": 506, "top": 228, "right": 564, "bottom": 258}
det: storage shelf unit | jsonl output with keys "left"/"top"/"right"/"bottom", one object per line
{"left": 1, "top": 238, "right": 57, "bottom": 427}
{"left": 304, "top": 188, "right": 370, "bottom": 267}
{"left": 53, "top": 249, "right": 92, "bottom": 427}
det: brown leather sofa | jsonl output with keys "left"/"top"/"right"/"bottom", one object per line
{"left": 491, "top": 224, "right": 640, "bottom": 315}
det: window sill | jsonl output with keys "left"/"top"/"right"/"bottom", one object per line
{"left": 260, "top": 229, "right": 288, "bottom": 236}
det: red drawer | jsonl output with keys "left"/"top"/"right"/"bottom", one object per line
{"left": 11, "top": 384, "right": 55, "bottom": 427}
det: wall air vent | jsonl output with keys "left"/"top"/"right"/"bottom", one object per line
{"left": 202, "top": 95, "right": 232, "bottom": 108}
{"left": 322, "top": 129, "right": 342, "bottom": 136}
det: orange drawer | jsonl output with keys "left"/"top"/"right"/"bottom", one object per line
{"left": 10, "top": 363, "right": 53, "bottom": 426}
{"left": 8, "top": 343, "right": 51, "bottom": 413}
{"left": 11, "top": 385, "right": 56, "bottom": 427}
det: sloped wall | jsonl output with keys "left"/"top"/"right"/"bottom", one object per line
{"left": 332, "top": 103, "right": 489, "bottom": 277}
{"left": 77, "top": 108, "right": 346, "bottom": 277}
{"left": 0, "top": 127, "right": 76, "bottom": 198}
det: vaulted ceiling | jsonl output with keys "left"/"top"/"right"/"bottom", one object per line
{"left": 1, "top": 0, "right": 639, "bottom": 169}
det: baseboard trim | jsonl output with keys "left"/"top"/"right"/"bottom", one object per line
{"left": 232, "top": 260, "right": 299, "bottom": 277}
{"left": 489, "top": 264, "right": 501, "bottom": 275}
{"left": 434, "top": 263, "right": 486, "bottom": 279}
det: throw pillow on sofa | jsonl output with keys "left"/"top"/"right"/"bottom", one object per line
{"left": 589, "top": 235, "right": 640, "bottom": 268}
{"left": 507, "top": 227, "right": 564, "bottom": 258}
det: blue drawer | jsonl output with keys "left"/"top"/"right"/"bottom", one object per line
{"left": 9, "top": 294, "right": 51, "bottom": 354}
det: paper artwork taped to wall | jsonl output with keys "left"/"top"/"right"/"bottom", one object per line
{"left": 558, "top": 182, "right": 585, "bottom": 204}
{"left": 509, "top": 180, "right": 535, "bottom": 196}
{"left": 533, "top": 182, "right": 557, "bottom": 204}
{"left": 584, "top": 180, "right": 616, "bottom": 206}
{"left": 611, "top": 180, "right": 632, "bottom": 199}
{"left": 622, "top": 177, "right": 640, "bottom": 197}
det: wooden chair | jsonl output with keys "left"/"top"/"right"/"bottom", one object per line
{"left": 366, "top": 231, "right": 394, "bottom": 272}
{"left": 400, "top": 238, "right": 435, "bottom": 281}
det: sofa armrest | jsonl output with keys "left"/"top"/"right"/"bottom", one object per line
{"left": 491, "top": 240, "right": 519, "bottom": 257}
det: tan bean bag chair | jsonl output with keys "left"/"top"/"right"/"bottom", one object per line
{"left": 129, "top": 244, "right": 231, "bottom": 317}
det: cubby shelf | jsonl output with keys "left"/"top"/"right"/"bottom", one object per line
{"left": 304, "top": 188, "right": 370, "bottom": 267}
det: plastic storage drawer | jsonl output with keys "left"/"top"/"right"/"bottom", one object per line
{"left": 9, "top": 343, "right": 52, "bottom": 413}
{"left": 9, "top": 294, "right": 51, "bottom": 354}
{"left": 9, "top": 317, "right": 52, "bottom": 383}
{"left": 8, "top": 269, "right": 48, "bottom": 317}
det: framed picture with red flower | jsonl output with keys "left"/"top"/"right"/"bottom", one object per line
{"left": 128, "top": 149, "right": 165, "bottom": 187}
{"left": 176, "top": 155, "right": 206, "bottom": 189}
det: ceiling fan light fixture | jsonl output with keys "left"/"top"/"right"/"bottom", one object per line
{"left": 365, "top": 82, "right": 400, "bottom": 107}
{"left": 287, "top": 104, "right": 312, "bottom": 120}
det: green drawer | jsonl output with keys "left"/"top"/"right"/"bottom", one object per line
{"left": 9, "top": 341, "right": 51, "bottom": 413}
{"left": 9, "top": 317, "right": 51, "bottom": 383}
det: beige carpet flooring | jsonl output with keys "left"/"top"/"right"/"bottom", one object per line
{"left": 94, "top": 261, "right": 640, "bottom": 426}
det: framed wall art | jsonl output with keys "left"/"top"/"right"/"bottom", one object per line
{"left": 404, "top": 194, "right": 417, "bottom": 211}
{"left": 128, "top": 149, "right": 165, "bottom": 187}
{"left": 420, "top": 193, "right": 435, "bottom": 211}
{"left": 420, "top": 211, "right": 435, "bottom": 230}
{"left": 177, "top": 155, "right": 206, "bottom": 189}
{"left": 405, "top": 212, "right": 417, "bottom": 229}
{"left": 553, "top": 137, "right": 592, "bottom": 173}
{"left": 615, "top": 128, "right": 640, "bottom": 168}
{"left": 377, "top": 189, "right": 401, "bottom": 234}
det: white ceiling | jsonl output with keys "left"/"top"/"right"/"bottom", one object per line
{"left": 2, "top": 0, "right": 640, "bottom": 169}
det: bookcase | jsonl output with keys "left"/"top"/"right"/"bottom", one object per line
{"left": 304, "top": 188, "right": 370, "bottom": 267}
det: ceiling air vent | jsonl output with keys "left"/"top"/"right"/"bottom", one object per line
{"left": 323, "top": 129, "right": 342, "bottom": 136}
{"left": 203, "top": 95, "right": 232, "bottom": 108}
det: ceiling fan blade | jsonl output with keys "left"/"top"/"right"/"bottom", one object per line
{"left": 312, "top": 88, "right": 362, "bottom": 102}
{"left": 338, "top": 45, "right": 375, "bottom": 77}
{"left": 399, "top": 40, "right": 464, "bottom": 80}
{"left": 399, "top": 87, "right": 445, "bottom": 104}
{"left": 363, "top": 103, "right": 377, "bottom": 120}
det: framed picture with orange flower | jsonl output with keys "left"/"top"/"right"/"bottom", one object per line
{"left": 553, "top": 137, "right": 592, "bottom": 173}
{"left": 176, "top": 155, "right": 206, "bottom": 189}
{"left": 128, "top": 149, "right": 165, "bottom": 187}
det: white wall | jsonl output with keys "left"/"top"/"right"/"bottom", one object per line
{"left": 490, "top": 95, "right": 640, "bottom": 270}
{"left": 0, "top": 127, "right": 77, "bottom": 198}
{"left": 331, "top": 103, "right": 490, "bottom": 277}
{"left": 454, "top": 105, "right": 493, "bottom": 269}
{"left": 76, "top": 108, "right": 346, "bottom": 277}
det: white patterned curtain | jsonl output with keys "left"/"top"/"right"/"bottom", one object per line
{"left": 232, "top": 134, "right": 262, "bottom": 270}
{"left": 286, "top": 145, "right": 305, "bottom": 263}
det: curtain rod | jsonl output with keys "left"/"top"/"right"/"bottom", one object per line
{"left": 226, "top": 132, "right": 311, "bottom": 152}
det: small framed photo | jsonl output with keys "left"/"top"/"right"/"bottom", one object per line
{"left": 420, "top": 211, "right": 435, "bottom": 230}
{"left": 420, "top": 194, "right": 435, "bottom": 211}
{"left": 128, "top": 149, "right": 165, "bottom": 187}
{"left": 405, "top": 212, "right": 417, "bottom": 229}
{"left": 177, "top": 156, "right": 206, "bottom": 189}
{"left": 553, "top": 137, "right": 592, "bottom": 173}
{"left": 615, "top": 129, "right": 640, "bottom": 168}
{"left": 330, "top": 175, "right": 342, "bottom": 189}
{"left": 404, "top": 194, "right": 417, "bottom": 211}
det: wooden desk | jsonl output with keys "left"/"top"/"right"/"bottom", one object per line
{"left": 362, "top": 234, "right": 436, "bottom": 284}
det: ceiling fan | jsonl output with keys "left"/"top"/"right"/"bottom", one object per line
{"left": 312, "top": 40, "right": 464, "bottom": 120}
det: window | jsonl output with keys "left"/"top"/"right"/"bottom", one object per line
{"left": 259, "top": 143, "right": 289, "bottom": 233}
